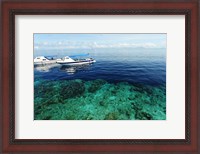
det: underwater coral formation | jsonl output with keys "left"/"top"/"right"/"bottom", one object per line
{"left": 34, "top": 79, "right": 166, "bottom": 120}
{"left": 88, "top": 79, "right": 106, "bottom": 93}
{"left": 60, "top": 80, "right": 85, "bottom": 99}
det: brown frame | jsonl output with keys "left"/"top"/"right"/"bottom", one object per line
{"left": 1, "top": 0, "right": 199, "bottom": 153}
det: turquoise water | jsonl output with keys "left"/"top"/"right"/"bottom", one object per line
{"left": 34, "top": 48, "right": 166, "bottom": 120}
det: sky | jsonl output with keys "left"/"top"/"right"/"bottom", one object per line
{"left": 34, "top": 34, "right": 166, "bottom": 50}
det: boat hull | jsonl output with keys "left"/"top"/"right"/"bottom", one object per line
{"left": 34, "top": 60, "right": 57, "bottom": 66}
{"left": 57, "top": 60, "right": 96, "bottom": 66}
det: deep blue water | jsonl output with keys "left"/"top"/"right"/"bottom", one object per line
{"left": 34, "top": 48, "right": 166, "bottom": 86}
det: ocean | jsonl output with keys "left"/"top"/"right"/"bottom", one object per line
{"left": 34, "top": 47, "right": 166, "bottom": 120}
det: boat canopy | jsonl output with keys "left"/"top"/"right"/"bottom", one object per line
{"left": 69, "top": 53, "right": 89, "bottom": 58}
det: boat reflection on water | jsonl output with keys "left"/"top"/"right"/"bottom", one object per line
{"left": 60, "top": 64, "right": 92, "bottom": 75}
{"left": 34, "top": 63, "right": 60, "bottom": 72}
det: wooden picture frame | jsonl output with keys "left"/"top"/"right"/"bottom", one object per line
{"left": 1, "top": 0, "right": 199, "bottom": 153}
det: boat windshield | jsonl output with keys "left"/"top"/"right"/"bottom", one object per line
{"left": 45, "top": 56, "right": 57, "bottom": 60}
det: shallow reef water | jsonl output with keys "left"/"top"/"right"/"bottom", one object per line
{"left": 34, "top": 78, "right": 166, "bottom": 120}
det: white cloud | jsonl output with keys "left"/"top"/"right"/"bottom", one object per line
{"left": 43, "top": 42, "right": 49, "bottom": 45}
{"left": 34, "top": 41, "right": 166, "bottom": 50}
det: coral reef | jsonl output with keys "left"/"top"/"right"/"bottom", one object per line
{"left": 60, "top": 80, "right": 85, "bottom": 99}
{"left": 34, "top": 79, "right": 166, "bottom": 120}
{"left": 88, "top": 79, "right": 106, "bottom": 93}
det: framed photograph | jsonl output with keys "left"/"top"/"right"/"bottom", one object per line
{"left": 1, "top": 0, "right": 199, "bottom": 153}
{"left": 33, "top": 33, "right": 167, "bottom": 121}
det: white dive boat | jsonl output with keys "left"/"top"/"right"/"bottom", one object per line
{"left": 34, "top": 56, "right": 58, "bottom": 66}
{"left": 56, "top": 54, "right": 96, "bottom": 66}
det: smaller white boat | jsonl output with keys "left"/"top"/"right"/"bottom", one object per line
{"left": 34, "top": 56, "right": 58, "bottom": 66}
{"left": 56, "top": 53, "right": 96, "bottom": 66}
